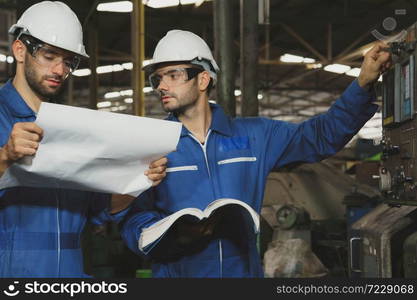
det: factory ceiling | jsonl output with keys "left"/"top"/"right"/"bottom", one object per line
{"left": 0, "top": 0, "right": 416, "bottom": 139}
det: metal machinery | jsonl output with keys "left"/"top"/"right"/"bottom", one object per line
{"left": 349, "top": 22, "right": 417, "bottom": 278}
{"left": 261, "top": 162, "right": 380, "bottom": 277}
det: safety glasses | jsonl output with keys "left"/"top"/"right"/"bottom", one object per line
{"left": 149, "top": 67, "right": 203, "bottom": 89}
{"left": 21, "top": 37, "right": 81, "bottom": 74}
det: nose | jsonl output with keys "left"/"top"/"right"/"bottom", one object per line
{"left": 50, "top": 60, "right": 66, "bottom": 77}
{"left": 157, "top": 78, "right": 169, "bottom": 92}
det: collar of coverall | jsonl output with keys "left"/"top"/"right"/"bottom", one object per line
{"left": 167, "top": 102, "right": 233, "bottom": 138}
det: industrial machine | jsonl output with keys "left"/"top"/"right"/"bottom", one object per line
{"left": 349, "top": 22, "right": 417, "bottom": 278}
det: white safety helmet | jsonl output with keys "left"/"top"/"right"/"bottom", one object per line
{"left": 9, "top": 1, "right": 88, "bottom": 58}
{"left": 144, "top": 30, "right": 219, "bottom": 82}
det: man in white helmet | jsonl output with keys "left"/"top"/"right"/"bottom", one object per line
{"left": 0, "top": 1, "right": 166, "bottom": 277}
{"left": 121, "top": 30, "right": 391, "bottom": 277}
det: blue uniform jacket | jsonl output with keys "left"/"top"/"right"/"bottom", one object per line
{"left": 0, "top": 80, "right": 126, "bottom": 277}
{"left": 121, "top": 80, "right": 378, "bottom": 277}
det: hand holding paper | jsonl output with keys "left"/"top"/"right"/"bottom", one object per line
{"left": 0, "top": 102, "right": 182, "bottom": 197}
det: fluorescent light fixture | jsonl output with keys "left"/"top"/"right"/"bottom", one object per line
{"left": 6, "top": 56, "right": 14, "bottom": 64}
{"left": 180, "top": 0, "right": 205, "bottom": 4}
{"left": 302, "top": 57, "right": 316, "bottom": 63}
{"left": 97, "top": 101, "right": 112, "bottom": 108}
{"left": 0, "top": 54, "right": 6, "bottom": 62}
{"left": 144, "top": 0, "right": 179, "bottom": 8}
{"left": 323, "top": 64, "right": 351, "bottom": 74}
{"left": 110, "top": 106, "right": 119, "bottom": 112}
{"left": 143, "top": 86, "right": 153, "bottom": 93}
{"left": 118, "top": 105, "right": 128, "bottom": 111}
{"left": 97, "top": 65, "right": 114, "bottom": 74}
{"left": 73, "top": 68, "right": 91, "bottom": 77}
{"left": 280, "top": 54, "right": 315, "bottom": 64}
{"left": 112, "top": 64, "right": 124, "bottom": 72}
{"left": 123, "top": 62, "right": 133, "bottom": 70}
{"left": 104, "top": 92, "right": 121, "bottom": 99}
{"left": 72, "top": 61, "right": 148, "bottom": 77}
{"left": 234, "top": 90, "right": 242, "bottom": 97}
{"left": 124, "top": 98, "right": 133, "bottom": 103}
{"left": 120, "top": 89, "right": 133, "bottom": 96}
{"left": 97, "top": 1, "right": 132, "bottom": 12}
{"left": 346, "top": 68, "right": 361, "bottom": 77}
{"left": 280, "top": 54, "right": 304, "bottom": 63}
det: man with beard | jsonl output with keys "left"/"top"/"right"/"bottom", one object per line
{"left": 120, "top": 30, "right": 391, "bottom": 277}
{"left": 0, "top": 1, "right": 167, "bottom": 277}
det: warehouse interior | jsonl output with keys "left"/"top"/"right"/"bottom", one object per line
{"left": 1, "top": 0, "right": 417, "bottom": 278}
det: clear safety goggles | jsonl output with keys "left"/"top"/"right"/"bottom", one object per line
{"left": 21, "top": 37, "right": 81, "bottom": 74}
{"left": 149, "top": 67, "right": 204, "bottom": 89}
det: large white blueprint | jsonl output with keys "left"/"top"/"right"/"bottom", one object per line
{"left": 0, "top": 102, "right": 182, "bottom": 196}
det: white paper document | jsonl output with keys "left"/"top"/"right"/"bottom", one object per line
{"left": 0, "top": 102, "right": 182, "bottom": 197}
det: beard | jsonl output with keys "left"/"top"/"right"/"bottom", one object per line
{"left": 24, "top": 55, "right": 65, "bottom": 100}
{"left": 161, "top": 81, "right": 199, "bottom": 115}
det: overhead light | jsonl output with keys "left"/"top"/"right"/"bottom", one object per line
{"left": 120, "top": 89, "right": 133, "bottom": 96}
{"left": 280, "top": 54, "right": 304, "bottom": 63}
{"left": 112, "top": 64, "right": 124, "bottom": 72}
{"left": 280, "top": 54, "right": 315, "bottom": 64}
{"left": 72, "top": 61, "right": 150, "bottom": 77}
{"left": 302, "top": 57, "right": 316, "bottom": 63}
{"left": 98, "top": 0, "right": 212, "bottom": 12}
{"left": 234, "top": 90, "right": 242, "bottom": 97}
{"left": 323, "top": 64, "right": 351, "bottom": 74}
{"left": 346, "top": 68, "right": 361, "bottom": 77}
{"left": 73, "top": 68, "right": 91, "bottom": 77}
{"left": 143, "top": 86, "right": 153, "bottom": 93}
{"left": 6, "top": 56, "right": 14, "bottom": 64}
{"left": 257, "top": 94, "right": 263, "bottom": 100}
{"left": 97, "top": 65, "right": 114, "bottom": 74}
{"left": 122, "top": 62, "right": 133, "bottom": 70}
{"left": 97, "top": 101, "right": 112, "bottom": 108}
{"left": 0, "top": 54, "right": 7, "bottom": 62}
{"left": 124, "top": 98, "right": 133, "bottom": 104}
{"left": 144, "top": 0, "right": 179, "bottom": 8}
{"left": 97, "top": 1, "right": 132, "bottom": 12}
{"left": 104, "top": 92, "right": 121, "bottom": 99}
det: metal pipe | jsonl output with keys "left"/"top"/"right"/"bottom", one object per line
{"left": 131, "top": 0, "right": 145, "bottom": 116}
{"left": 88, "top": 13, "right": 98, "bottom": 110}
{"left": 240, "top": 0, "right": 259, "bottom": 117}
{"left": 214, "top": 0, "right": 236, "bottom": 117}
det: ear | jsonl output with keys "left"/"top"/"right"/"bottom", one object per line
{"left": 12, "top": 39, "right": 26, "bottom": 64}
{"left": 198, "top": 71, "right": 211, "bottom": 92}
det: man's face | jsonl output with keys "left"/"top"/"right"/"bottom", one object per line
{"left": 152, "top": 64, "right": 200, "bottom": 115}
{"left": 23, "top": 43, "right": 76, "bottom": 99}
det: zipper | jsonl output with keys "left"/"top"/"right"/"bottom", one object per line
{"left": 55, "top": 190, "right": 61, "bottom": 277}
{"left": 219, "top": 239, "right": 223, "bottom": 278}
{"left": 188, "top": 130, "right": 212, "bottom": 178}
{"left": 188, "top": 130, "right": 224, "bottom": 276}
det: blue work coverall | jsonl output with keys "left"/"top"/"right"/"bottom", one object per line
{"left": 0, "top": 80, "right": 125, "bottom": 277}
{"left": 121, "top": 80, "right": 377, "bottom": 277}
